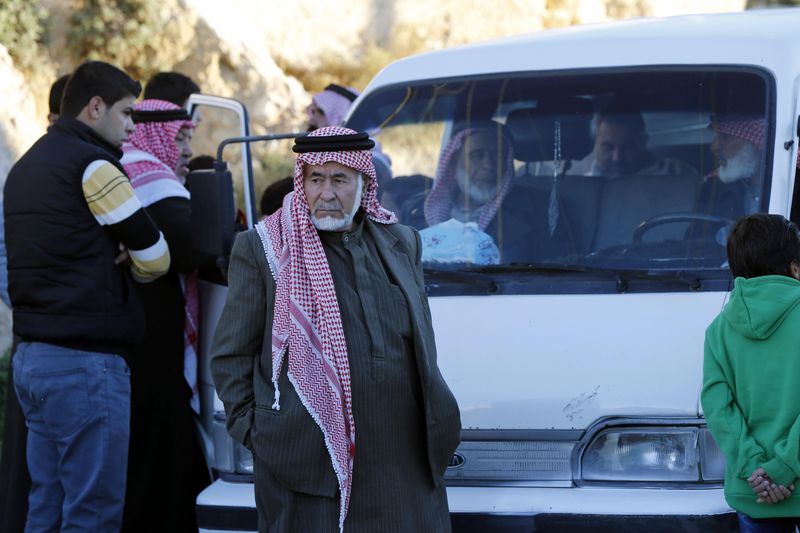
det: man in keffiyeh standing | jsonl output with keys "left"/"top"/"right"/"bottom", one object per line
{"left": 120, "top": 98, "right": 210, "bottom": 532}
{"left": 211, "top": 126, "right": 461, "bottom": 532}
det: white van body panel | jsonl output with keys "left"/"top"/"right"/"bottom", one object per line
{"left": 433, "top": 291, "right": 728, "bottom": 429}
{"left": 363, "top": 10, "right": 800, "bottom": 87}
{"left": 198, "top": 280, "right": 228, "bottom": 418}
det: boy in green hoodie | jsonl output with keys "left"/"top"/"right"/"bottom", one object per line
{"left": 702, "top": 213, "right": 800, "bottom": 533}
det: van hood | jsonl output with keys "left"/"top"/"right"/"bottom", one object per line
{"left": 431, "top": 291, "right": 727, "bottom": 430}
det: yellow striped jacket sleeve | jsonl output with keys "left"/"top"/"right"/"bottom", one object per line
{"left": 81, "top": 159, "right": 170, "bottom": 282}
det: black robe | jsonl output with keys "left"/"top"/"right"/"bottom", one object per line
{"left": 122, "top": 197, "right": 212, "bottom": 533}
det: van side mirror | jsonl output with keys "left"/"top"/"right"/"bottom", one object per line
{"left": 187, "top": 161, "right": 235, "bottom": 267}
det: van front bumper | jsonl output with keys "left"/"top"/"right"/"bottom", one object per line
{"left": 450, "top": 512, "right": 737, "bottom": 532}
{"left": 447, "top": 485, "right": 736, "bottom": 532}
{"left": 197, "top": 481, "right": 737, "bottom": 532}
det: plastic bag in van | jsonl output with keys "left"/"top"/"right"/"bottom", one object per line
{"left": 420, "top": 218, "right": 500, "bottom": 265}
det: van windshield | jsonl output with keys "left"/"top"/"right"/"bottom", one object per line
{"left": 347, "top": 69, "right": 772, "bottom": 290}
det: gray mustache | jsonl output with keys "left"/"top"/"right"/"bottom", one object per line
{"left": 315, "top": 202, "right": 343, "bottom": 210}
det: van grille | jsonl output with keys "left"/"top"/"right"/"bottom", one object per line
{"left": 445, "top": 440, "right": 575, "bottom": 485}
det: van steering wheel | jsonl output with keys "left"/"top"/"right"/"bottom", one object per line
{"left": 633, "top": 212, "right": 734, "bottom": 244}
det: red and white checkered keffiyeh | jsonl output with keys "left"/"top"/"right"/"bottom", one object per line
{"left": 709, "top": 116, "right": 800, "bottom": 170}
{"left": 424, "top": 127, "right": 515, "bottom": 231}
{"left": 710, "top": 117, "right": 765, "bottom": 148}
{"left": 120, "top": 99, "right": 201, "bottom": 414}
{"left": 255, "top": 126, "right": 396, "bottom": 531}
{"left": 122, "top": 99, "right": 194, "bottom": 205}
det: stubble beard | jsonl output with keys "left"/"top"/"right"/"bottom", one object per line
{"left": 311, "top": 175, "right": 363, "bottom": 231}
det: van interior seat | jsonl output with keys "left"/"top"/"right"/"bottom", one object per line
{"left": 515, "top": 173, "right": 702, "bottom": 257}
{"left": 591, "top": 173, "right": 702, "bottom": 251}
{"left": 514, "top": 176, "right": 605, "bottom": 255}
{"left": 504, "top": 98, "right": 599, "bottom": 255}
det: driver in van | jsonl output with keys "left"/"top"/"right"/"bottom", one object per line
{"left": 423, "top": 123, "right": 570, "bottom": 263}
{"left": 570, "top": 100, "right": 698, "bottom": 178}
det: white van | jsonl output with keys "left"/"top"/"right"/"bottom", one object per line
{"left": 194, "top": 8, "right": 800, "bottom": 532}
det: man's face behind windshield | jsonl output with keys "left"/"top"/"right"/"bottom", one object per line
{"left": 455, "top": 130, "right": 505, "bottom": 204}
{"left": 594, "top": 120, "right": 647, "bottom": 177}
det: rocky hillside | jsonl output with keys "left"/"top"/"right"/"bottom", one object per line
{"left": 4, "top": 0, "right": 746, "bottom": 158}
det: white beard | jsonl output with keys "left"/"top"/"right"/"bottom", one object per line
{"left": 311, "top": 176, "right": 363, "bottom": 231}
{"left": 718, "top": 141, "right": 760, "bottom": 184}
{"left": 455, "top": 165, "right": 497, "bottom": 204}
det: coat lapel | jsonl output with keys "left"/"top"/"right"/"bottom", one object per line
{"left": 366, "top": 221, "right": 432, "bottom": 387}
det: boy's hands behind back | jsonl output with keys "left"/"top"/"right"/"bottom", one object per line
{"left": 748, "top": 467, "right": 795, "bottom": 504}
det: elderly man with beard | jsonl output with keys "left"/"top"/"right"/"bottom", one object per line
{"left": 424, "top": 124, "right": 572, "bottom": 263}
{"left": 211, "top": 126, "right": 462, "bottom": 532}
{"left": 697, "top": 116, "right": 766, "bottom": 223}
{"left": 120, "top": 99, "right": 211, "bottom": 532}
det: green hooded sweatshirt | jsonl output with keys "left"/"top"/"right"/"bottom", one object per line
{"left": 702, "top": 275, "right": 800, "bottom": 518}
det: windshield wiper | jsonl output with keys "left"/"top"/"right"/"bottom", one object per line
{"left": 424, "top": 261, "right": 731, "bottom": 294}
{"left": 470, "top": 262, "right": 600, "bottom": 275}
{"left": 464, "top": 262, "right": 726, "bottom": 293}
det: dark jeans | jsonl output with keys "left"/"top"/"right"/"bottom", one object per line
{"left": 738, "top": 512, "right": 800, "bottom": 533}
{"left": 13, "top": 342, "right": 131, "bottom": 532}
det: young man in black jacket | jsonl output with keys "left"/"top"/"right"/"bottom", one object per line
{"left": 4, "top": 60, "right": 170, "bottom": 532}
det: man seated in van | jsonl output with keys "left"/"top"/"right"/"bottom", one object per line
{"left": 569, "top": 99, "right": 698, "bottom": 178}
{"left": 422, "top": 123, "right": 570, "bottom": 264}
{"left": 697, "top": 115, "right": 765, "bottom": 222}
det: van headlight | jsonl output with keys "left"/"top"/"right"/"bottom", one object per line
{"left": 580, "top": 426, "right": 724, "bottom": 483}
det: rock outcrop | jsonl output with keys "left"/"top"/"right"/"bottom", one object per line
{"left": 30, "top": 0, "right": 747, "bottom": 135}
{"left": 0, "top": 46, "right": 40, "bottom": 351}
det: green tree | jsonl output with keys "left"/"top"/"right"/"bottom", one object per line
{"left": 67, "top": 0, "right": 177, "bottom": 80}
{"left": 0, "top": 0, "right": 47, "bottom": 72}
